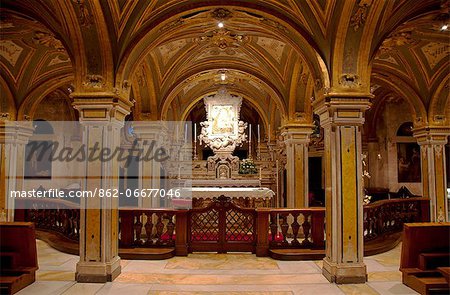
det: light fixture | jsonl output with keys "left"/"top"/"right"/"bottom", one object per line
{"left": 220, "top": 73, "right": 226, "bottom": 81}
{"left": 218, "top": 22, "right": 224, "bottom": 28}
{"left": 441, "top": 24, "right": 448, "bottom": 31}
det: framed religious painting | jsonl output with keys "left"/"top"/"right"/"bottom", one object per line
{"left": 397, "top": 143, "right": 421, "bottom": 182}
{"left": 24, "top": 140, "right": 53, "bottom": 179}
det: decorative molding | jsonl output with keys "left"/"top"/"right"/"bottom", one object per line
{"left": 158, "top": 18, "right": 184, "bottom": 33}
{"left": 211, "top": 8, "right": 232, "bottom": 21}
{"left": 32, "top": 31, "right": 65, "bottom": 51}
{"left": 195, "top": 29, "right": 248, "bottom": 55}
{"left": 82, "top": 74, "right": 105, "bottom": 89}
{"left": 0, "top": 40, "right": 24, "bottom": 67}
{"left": 339, "top": 74, "right": 361, "bottom": 88}
{"left": 0, "top": 113, "right": 10, "bottom": 121}
{"left": 259, "top": 18, "right": 289, "bottom": 34}
{"left": 71, "top": 0, "right": 93, "bottom": 27}
{"left": 350, "top": 0, "right": 372, "bottom": 31}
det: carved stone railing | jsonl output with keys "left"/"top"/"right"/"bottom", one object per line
{"left": 15, "top": 197, "right": 430, "bottom": 258}
{"left": 363, "top": 197, "right": 430, "bottom": 241}
{"left": 118, "top": 208, "right": 188, "bottom": 255}
{"left": 255, "top": 208, "right": 325, "bottom": 256}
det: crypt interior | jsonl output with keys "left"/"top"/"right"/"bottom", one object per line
{"left": 0, "top": 0, "right": 450, "bottom": 294}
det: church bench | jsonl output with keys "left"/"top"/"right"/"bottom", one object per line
{"left": 400, "top": 223, "right": 450, "bottom": 295}
{"left": 419, "top": 253, "right": 450, "bottom": 271}
{"left": 0, "top": 222, "right": 38, "bottom": 294}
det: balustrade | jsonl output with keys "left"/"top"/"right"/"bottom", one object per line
{"left": 15, "top": 197, "right": 429, "bottom": 258}
{"left": 15, "top": 198, "right": 79, "bottom": 241}
{"left": 119, "top": 209, "right": 177, "bottom": 247}
{"left": 363, "top": 197, "right": 430, "bottom": 241}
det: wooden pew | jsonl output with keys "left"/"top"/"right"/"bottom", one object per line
{"left": 0, "top": 222, "right": 38, "bottom": 294}
{"left": 400, "top": 222, "right": 450, "bottom": 295}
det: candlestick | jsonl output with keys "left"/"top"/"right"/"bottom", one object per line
{"left": 194, "top": 123, "right": 197, "bottom": 143}
{"left": 276, "top": 160, "right": 279, "bottom": 207}
{"left": 257, "top": 124, "right": 260, "bottom": 143}
{"left": 249, "top": 124, "right": 252, "bottom": 159}
{"left": 193, "top": 123, "right": 198, "bottom": 160}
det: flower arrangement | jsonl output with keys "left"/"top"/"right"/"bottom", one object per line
{"left": 239, "top": 158, "right": 257, "bottom": 174}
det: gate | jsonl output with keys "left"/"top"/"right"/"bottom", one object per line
{"left": 188, "top": 196, "right": 256, "bottom": 253}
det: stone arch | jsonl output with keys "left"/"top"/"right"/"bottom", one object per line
{"left": 371, "top": 73, "right": 427, "bottom": 126}
{"left": 116, "top": 4, "right": 330, "bottom": 95}
{"left": 18, "top": 75, "right": 74, "bottom": 121}
{"left": 0, "top": 75, "right": 17, "bottom": 120}
{"left": 428, "top": 74, "right": 450, "bottom": 126}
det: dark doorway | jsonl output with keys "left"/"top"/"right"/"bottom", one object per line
{"left": 309, "top": 157, "right": 324, "bottom": 206}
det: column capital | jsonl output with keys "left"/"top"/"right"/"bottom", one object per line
{"left": 280, "top": 124, "right": 314, "bottom": 145}
{"left": 0, "top": 121, "right": 34, "bottom": 144}
{"left": 413, "top": 126, "right": 450, "bottom": 145}
{"left": 313, "top": 96, "right": 371, "bottom": 127}
{"left": 71, "top": 92, "right": 133, "bottom": 122}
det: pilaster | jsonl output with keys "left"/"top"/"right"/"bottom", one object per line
{"left": 313, "top": 95, "right": 371, "bottom": 284}
{"left": 414, "top": 126, "right": 450, "bottom": 222}
{"left": 133, "top": 122, "right": 167, "bottom": 208}
{"left": 72, "top": 92, "right": 132, "bottom": 283}
{"left": 0, "top": 116, "right": 33, "bottom": 221}
{"left": 281, "top": 124, "right": 313, "bottom": 208}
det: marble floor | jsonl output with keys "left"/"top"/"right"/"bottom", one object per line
{"left": 16, "top": 240, "right": 418, "bottom": 295}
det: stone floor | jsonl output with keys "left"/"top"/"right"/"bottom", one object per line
{"left": 17, "top": 240, "right": 418, "bottom": 295}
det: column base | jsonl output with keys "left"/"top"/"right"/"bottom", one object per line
{"left": 76, "top": 256, "right": 121, "bottom": 283}
{"left": 322, "top": 258, "right": 367, "bottom": 284}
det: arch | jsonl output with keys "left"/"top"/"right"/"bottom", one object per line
{"left": 158, "top": 68, "right": 287, "bottom": 122}
{"left": 116, "top": 4, "right": 330, "bottom": 93}
{"left": 1, "top": 1, "right": 83, "bottom": 87}
{"left": 371, "top": 72, "right": 427, "bottom": 125}
{"left": 0, "top": 75, "right": 17, "bottom": 120}
{"left": 428, "top": 74, "right": 450, "bottom": 125}
{"left": 18, "top": 75, "right": 74, "bottom": 121}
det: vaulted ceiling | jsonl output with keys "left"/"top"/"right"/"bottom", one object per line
{"left": 0, "top": 0, "right": 448, "bottom": 130}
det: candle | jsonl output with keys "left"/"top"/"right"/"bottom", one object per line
{"left": 259, "top": 167, "right": 262, "bottom": 179}
{"left": 249, "top": 124, "right": 252, "bottom": 140}
{"left": 268, "top": 124, "right": 271, "bottom": 143}
{"left": 176, "top": 125, "right": 179, "bottom": 141}
{"left": 184, "top": 123, "right": 187, "bottom": 143}
{"left": 276, "top": 160, "right": 279, "bottom": 206}
{"left": 257, "top": 124, "right": 260, "bottom": 143}
{"left": 194, "top": 123, "right": 197, "bottom": 143}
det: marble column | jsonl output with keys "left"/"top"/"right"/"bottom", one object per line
{"left": 281, "top": 124, "right": 313, "bottom": 208}
{"left": 314, "top": 96, "right": 371, "bottom": 284}
{"left": 72, "top": 94, "right": 131, "bottom": 283}
{"left": 0, "top": 116, "right": 33, "bottom": 221}
{"left": 414, "top": 127, "right": 450, "bottom": 222}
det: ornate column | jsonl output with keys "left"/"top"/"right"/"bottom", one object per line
{"left": 314, "top": 96, "right": 371, "bottom": 284}
{"left": 0, "top": 115, "right": 33, "bottom": 221}
{"left": 414, "top": 127, "right": 450, "bottom": 222}
{"left": 281, "top": 124, "right": 313, "bottom": 208}
{"left": 72, "top": 93, "right": 132, "bottom": 283}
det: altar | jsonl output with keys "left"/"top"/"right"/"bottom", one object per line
{"left": 172, "top": 187, "right": 274, "bottom": 208}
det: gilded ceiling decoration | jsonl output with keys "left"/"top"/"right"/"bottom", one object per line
{"left": 0, "top": 12, "right": 72, "bottom": 106}
{"left": 0, "top": 0, "right": 447, "bottom": 128}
